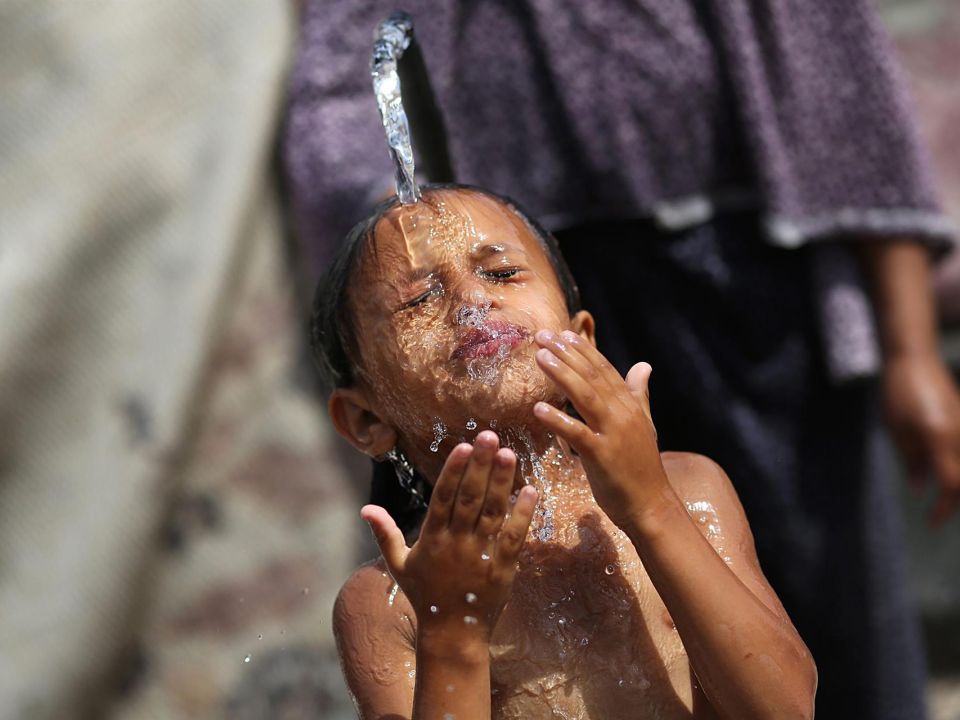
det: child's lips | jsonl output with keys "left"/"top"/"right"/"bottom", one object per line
{"left": 451, "top": 321, "right": 528, "bottom": 361}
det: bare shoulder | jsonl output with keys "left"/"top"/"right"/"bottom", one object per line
{"left": 333, "top": 559, "right": 416, "bottom": 716}
{"left": 660, "top": 451, "right": 791, "bottom": 621}
{"left": 661, "top": 451, "right": 739, "bottom": 507}
{"left": 334, "top": 557, "right": 415, "bottom": 648}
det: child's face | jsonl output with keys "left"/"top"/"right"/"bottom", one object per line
{"left": 347, "top": 188, "right": 590, "bottom": 462}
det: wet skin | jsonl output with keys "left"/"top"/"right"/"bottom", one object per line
{"left": 329, "top": 188, "right": 817, "bottom": 720}
{"left": 338, "top": 187, "right": 588, "bottom": 480}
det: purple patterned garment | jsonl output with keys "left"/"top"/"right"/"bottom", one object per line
{"left": 283, "top": 0, "right": 953, "bottom": 379}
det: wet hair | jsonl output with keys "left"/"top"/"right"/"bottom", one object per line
{"left": 309, "top": 183, "right": 581, "bottom": 535}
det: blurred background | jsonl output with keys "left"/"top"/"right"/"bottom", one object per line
{"left": 0, "top": 0, "right": 958, "bottom": 718}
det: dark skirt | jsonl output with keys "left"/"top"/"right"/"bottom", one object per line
{"left": 556, "top": 213, "right": 927, "bottom": 720}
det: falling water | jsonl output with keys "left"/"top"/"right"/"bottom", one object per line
{"left": 371, "top": 12, "right": 420, "bottom": 204}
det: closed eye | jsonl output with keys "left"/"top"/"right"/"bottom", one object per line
{"left": 480, "top": 267, "right": 520, "bottom": 281}
{"left": 401, "top": 284, "right": 442, "bottom": 310}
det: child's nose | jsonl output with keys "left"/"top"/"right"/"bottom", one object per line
{"left": 452, "top": 285, "right": 497, "bottom": 326}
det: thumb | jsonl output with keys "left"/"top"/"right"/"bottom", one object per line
{"left": 928, "top": 442, "right": 960, "bottom": 527}
{"left": 892, "top": 425, "right": 929, "bottom": 494}
{"left": 360, "top": 505, "right": 409, "bottom": 575}
{"left": 625, "top": 362, "right": 653, "bottom": 418}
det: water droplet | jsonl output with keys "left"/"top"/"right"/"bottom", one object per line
{"left": 489, "top": 419, "right": 498, "bottom": 429}
{"left": 257, "top": 634, "right": 262, "bottom": 640}
{"left": 465, "top": 592, "right": 477, "bottom": 604}
{"left": 243, "top": 654, "right": 251, "bottom": 663}
{"left": 302, "top": 587, "right": 310, "bottom": 595}
{"left": 429, "top": 604, "right": 439, "bottom": 614}
{"left": 445, "top": 684, "right": 455, "bottom": 693}
{"left": 430, "top": 418, "right": 447, "bottom": 452}
{"left": 463, "top": 615, "right": 478, "bottom": 625}
{"left": 480, "top": 553, "right": 490, "bottom": 561}
{"left": 604, "top": 564, "right": 616, "bottom": 575}
{"left": 387, "top": 583, "right": 399, "bottom": 606}
{"left": 408, "top": 669, "right": 416, "bottom": 679}
{"left": 466, "top": 418, "right": 477, "bottom": 430}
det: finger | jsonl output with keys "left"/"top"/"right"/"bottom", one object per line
{"left": 360, "top": 504, "right": 409, "bottom": 575}
{"left": 475, "top": 448, "right": 517, "bottom": 538}
{"left": 535, "top": 347, "right": 609, "bottom": 428}
{"left": 902, "top": 434, "right": 930, "bottom": 494}
{"left": 930, "top": 488, "right": 960, "bottom": 527}
{"left": 494, "top": 485, "right": 538, "bottom": 567}
{"left": 422, "top": 444, "right": 472, "bottom": 532}
{"left": 533, "top": 400, "right": 596, "bottom": 454}
{"left": 535, "top": 329, "right": 620, "bottom": 398}
{"left": 625, "top": 362, "right": 653, "bottom": 421}
{"left": 450, "top": 431, "right": 499, "bottom": 533}
{"left": 929, "top": 444, "right": 960, "bottom": 526}
{"left": 558, "top": 329, "right": 628, "bottom": 394}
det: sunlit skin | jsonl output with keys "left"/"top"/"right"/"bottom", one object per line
{"left": 330, "top": 188, "right": 816, "bottom": 720}
{"left": 338, "top": 189, "right": 580, "bottom": 480}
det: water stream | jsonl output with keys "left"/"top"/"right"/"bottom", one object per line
{"left": 371, "top": 12, "right": 420, "bottom": 204}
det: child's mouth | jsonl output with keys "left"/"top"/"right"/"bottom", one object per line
{"left": 451, "top": 321, "right": 528, "bottom": 361}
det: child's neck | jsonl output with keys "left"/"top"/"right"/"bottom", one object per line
{"left": 494, "top": 422, "right": 588, "bottom": 543}
{"left": 495, "top": 422, "right": 587, "bottom": 493}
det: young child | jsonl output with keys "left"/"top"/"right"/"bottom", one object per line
{"left": 313, "top": 184, "right": 816, "bottom": 719}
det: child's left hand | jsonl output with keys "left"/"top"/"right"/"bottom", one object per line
{"left": 532, "top": 329, "right": 670, "bottom": 528}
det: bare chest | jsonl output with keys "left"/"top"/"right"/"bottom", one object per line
{"left": 487, "top": 503, "right": 700, "bottom": 720}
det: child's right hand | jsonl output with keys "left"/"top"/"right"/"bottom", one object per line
{"left": 361, "top": 431, "right": 538, "bottom": 641}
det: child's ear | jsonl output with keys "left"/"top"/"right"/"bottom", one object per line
{"left": 328, "top": 388, "right": 398, "bottom": 458}
{"left": 570, "top": 310, "right": 597, "bottom": 347}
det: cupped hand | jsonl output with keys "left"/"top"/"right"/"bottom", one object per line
{"left": 361, "top": 431, "right": 539, "bottom": 638}
{"left": 531, "top": 328, "right": 670, "bottom": 528}
{"left": 884, "top": 352, "right": 960, "bottom": 526}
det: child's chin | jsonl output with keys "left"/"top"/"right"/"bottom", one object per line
{"left": 453, "top": 375, "right": 557, "bottom": 425}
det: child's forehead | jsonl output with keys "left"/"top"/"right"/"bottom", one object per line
{"left": 365, "top": 188, "right": 544, "bottom": 274}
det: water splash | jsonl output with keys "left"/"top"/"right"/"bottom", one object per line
{"left": 430, "top": 418, "right": 448, "bottom": 452}
{"left": 508, "top": 428, "right": 553, "bottom": 540}
{"left": 455, "top": 300, "right": 491, "bottom": 328}
{"left": 466, "top": 343, "right": 511, "bottom": 386}
{"left": 685, "top": 499, "right": 732, "bottom": 564}
{"left": 371, "top": 12, "right": 420, "bottom": 204}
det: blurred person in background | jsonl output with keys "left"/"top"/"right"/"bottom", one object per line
{"left": 284, "top": 1, "right": 960, "bottom": 718}
{"left": 0, "top": 1, "right": 358, "bottom": 718}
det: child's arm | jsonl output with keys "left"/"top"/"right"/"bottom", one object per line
{"left": 335, "top": 434, "right": 538, "bottom": 720}
{"left": 532, "top": 329, "right": 817, "bottom": 720}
